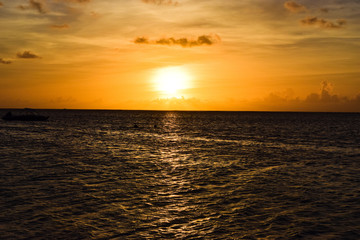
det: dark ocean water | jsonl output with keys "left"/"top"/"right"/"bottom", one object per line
{"left": 0, "top": 110, "right": 359, "bottom": 239}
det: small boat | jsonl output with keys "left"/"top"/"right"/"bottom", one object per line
{"left": 2, "top": 111, "right": 49, "bottom": 121}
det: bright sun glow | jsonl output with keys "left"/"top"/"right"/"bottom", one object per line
{"left": 154, "top": 66, "right": 191, "bottom": 96}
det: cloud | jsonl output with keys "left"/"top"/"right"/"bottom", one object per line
{"left": 141, "top": 0, "right": 179, "bottom": 6}
{"left": 307, "top": 81, "right": 358, "bottom": 106}
{"left": 134, "top": 37, "right": 149, "bottom": 44}
{"left": 55, "top": 0, "right": 91, "bottom": 3}
{"left": 300, "top": 17, "right": 347, "bottom": 29}
{"left": 319, "top": 80, "right": 333, "bottom": 99}
{"left": 30, "top": 0, "right": 46, "bottom": 13}
{"left": 259, "top": 81, "right": 360, "bottom": 112}
{"left": 134, "top": 35, "right": 221, "bottom": 47}
{"left": 0, "top": 58, "right": 12, "bottom": 64}
{"left": 50, "top": 24, "right": 70, "bottom": 29}
{"left": 320, "top": 8, "right": 329, "bottom": 13}
{"left": 0, "top": 2, "right": 3, "bottom": 7}
{"left": 18, "top": 0, "right": 47, "bottom": 14}
{"left": 17, "top": 51, "right": 41, "bottom": 59}
{"left": 70, "top": 0, "right": 91, "bottom": 2}
{"left": 284, "top": 1, "right": 307, "bottom": 13}
{"left": 90, "top": 11, "right": 99, "bottom": 18}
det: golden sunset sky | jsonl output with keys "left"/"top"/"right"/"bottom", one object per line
{"left": 0, "top": 0, "right": 359, "bottom": 111}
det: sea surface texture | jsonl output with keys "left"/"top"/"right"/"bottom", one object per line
{"left": 1, "top": 110, "right": 359, "bottom": 239}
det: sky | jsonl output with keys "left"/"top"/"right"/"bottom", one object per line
{"left": 0, "top": 0, "right": 359, "bottom": 111}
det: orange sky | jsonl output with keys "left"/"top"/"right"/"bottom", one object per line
{"left": 0, "top": 0, "right": 359, "bottom": 111}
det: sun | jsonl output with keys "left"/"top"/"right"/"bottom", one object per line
{"left": 154, "top": 66, "right": 191, "bottom": 96}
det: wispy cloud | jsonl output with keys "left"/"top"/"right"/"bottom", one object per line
{"left": 134, "top": 35, "right": 221, "bottom": 47}
{"left": 17, "top": 51, "right": 41, "bottom": 59}
{"left": 56, "top": 0, "right": 91, "bottom": 3}
{"left": 0, "top": 58, "right": 12, "bottom": 64}
{"left": 284, "top": 1, "right": 307, "bottom": 13}
{"left": 18, "top": 0, "right": 47, "bottom": 14}
{"left": 141, "top": 0, "right": 179, "bottom": 6}
{"left": 301, "top": 17, "right": 346, "bottom": 29}
{"left": 17, "top": 0, "right": 89, "bottom": 15}
{"left": 50, "top": 24, "right": 70, "bottom": 29}
{"left": 70, "top": 0, "right": 91, "bottom": 2}
{"left": 282, "top": 2, "right": 347, "bottom": 30}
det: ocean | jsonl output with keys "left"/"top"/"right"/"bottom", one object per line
{"left": 0, "top": 110, "right": 359, "bottom": 239}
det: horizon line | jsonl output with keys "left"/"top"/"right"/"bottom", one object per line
{"left": 0, "top": 108, "right": 359, "bottom": 114}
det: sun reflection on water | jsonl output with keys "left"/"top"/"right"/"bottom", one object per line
{"left": 151, "top": 111, "right": 200, "bottom": 238}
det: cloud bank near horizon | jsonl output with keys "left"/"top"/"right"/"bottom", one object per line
{"left": 0, "top": 58, "right": 12, "bottom": 64}
{"left": 258, "top": 81, "right": 360, "bottom": 112}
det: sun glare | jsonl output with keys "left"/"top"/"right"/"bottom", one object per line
{"left": 154, "top": 66, "right": 191, "bottom": 96}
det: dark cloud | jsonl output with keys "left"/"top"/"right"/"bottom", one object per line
{"left": 141, "top": 0, "right": 179, "bottom": 6}
{"left": 320, "top": 8, "right": 329, "bottom": 13}
{"left": 336, "top": 19, "right": 347, "bottom": 26}
{"left": 0, "top": 58, "right": 12, "bottom": 64}
{"left": 17, "top": 51, "right": 41, "bottom": 59}
{"left": 0, "top": 2, "right": 3, "bottom": 7}
{"left": 134, "top": 35, "right": 221, "bottom": 47}
{"left": 134, "top": 37, "right": 149, "bottom": 44}
{"left": 50, "top": 24, "right": 70, "bottom": 29}
{"left": 18, "top": 0, "right": 47, "bottom": 14}
{"left": 301, "top": 17, "right": 346, "bottom": 29}
{"left": 284, "top": 1, "right": 307, "bottom": 13}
